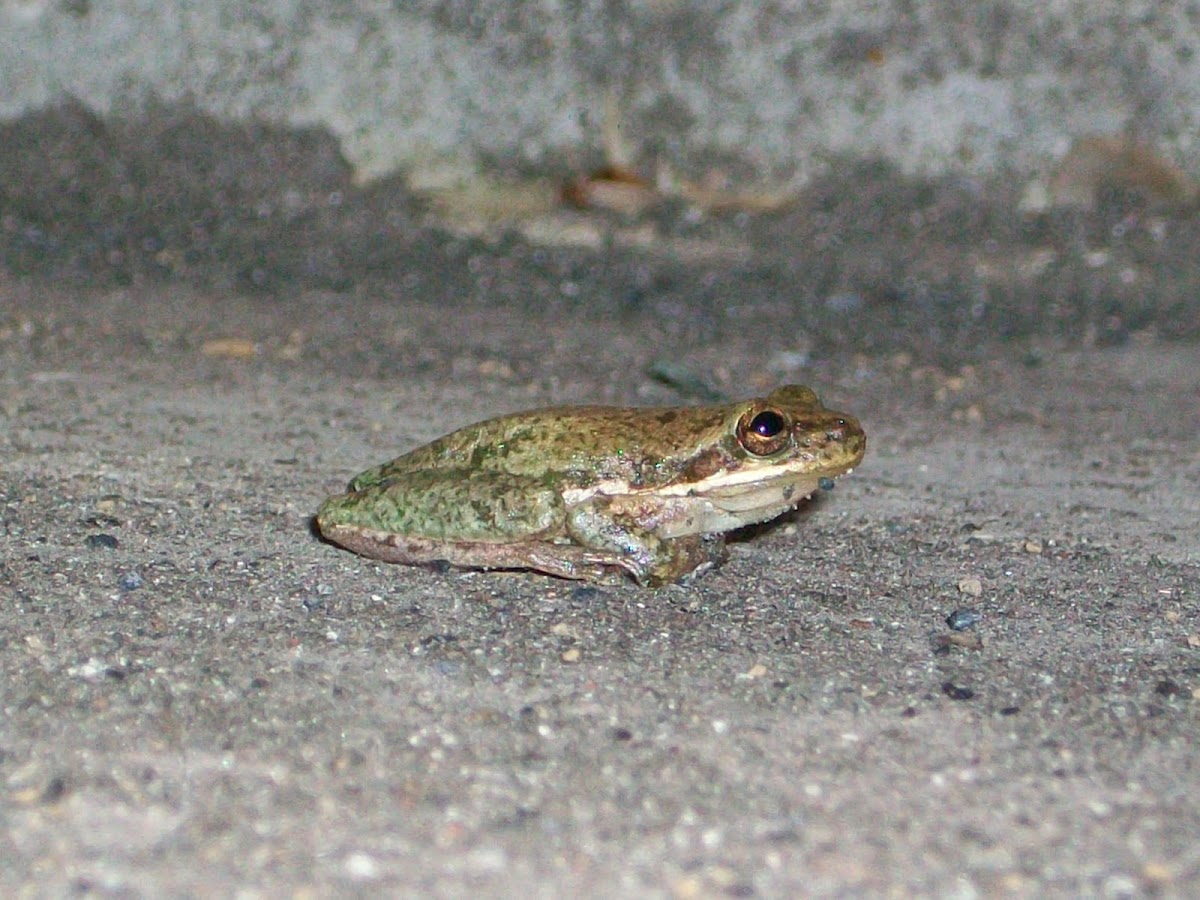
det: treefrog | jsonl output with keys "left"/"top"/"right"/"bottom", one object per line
{"left": 317, "top": 385, "right": 865, "bottom": 585}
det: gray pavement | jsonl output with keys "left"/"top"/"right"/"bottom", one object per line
{"left": 2, "top": 280, "right": 1198, "bottom": 896}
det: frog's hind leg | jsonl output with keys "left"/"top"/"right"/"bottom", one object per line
{"left": 318, "top": 470, "right": 563, "bottom": 541}
{"left": 446, "top": 540, "right": 635, "bottom": 583}
{"left": 317, "top": 524, "right": 631, "bottom": 583}
{"left": 317, "top": 470, "right": 611, "bottom": 577}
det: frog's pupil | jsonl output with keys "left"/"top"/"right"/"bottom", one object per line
{"left": 751, "top": 410, "right": 785, "bottom": 437}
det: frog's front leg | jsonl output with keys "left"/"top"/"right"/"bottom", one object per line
{"left": 566, "top": 497, "right": 729, "bottom": 586}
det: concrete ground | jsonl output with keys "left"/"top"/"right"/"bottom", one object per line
{"left": 1, "top": 106, "right": 1199, "bottom": 896}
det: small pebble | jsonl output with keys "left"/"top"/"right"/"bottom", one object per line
{"left": 342, "top": 852, "right": 379, "bottom": 881}
{"left": 957, "top": 576, "right": 983, "bottom": 597}
{"left": 946, "top": 608, "right": 982, "bottom": 631}
{"left": 818, "top": 477, "right": 835, "bottom": 491}
{"left": 560, "top": 647, "right": 581, "bottom": 663}
{"left": 117, "top": 571, "right": 143, "bottom": 591}
{"left": 936, "top": 631, "right": 984, "bottom": 651}
{"left": 570, "top": 585, "right": 603, "bottom": 605}
{"left": 823, "top": 291, "right": 865, "bottom": 314}
{"left": 40, "top": 776, "right": 67, "bottom": 804}
{"left": 942, "top": 682, "right": 975, "bottom": 701}
{"left": 85, "top": 533, "right": 119, "bottom": 550}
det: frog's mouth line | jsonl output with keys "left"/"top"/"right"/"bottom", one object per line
{"left": 567, "top": 462, "right": 857, "bottom": 503}
{"left": 665, "top": 459, "right": 857, "bottom": 497}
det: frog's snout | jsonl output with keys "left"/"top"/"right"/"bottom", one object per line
{"left": 797, "top": 412, "right": 866, "bottom": 463}
{"left": 798, "top": 413, "right": 858, "bottom": 440}
{"left": 837, "top": 413, "right": 866, "bottom": 438}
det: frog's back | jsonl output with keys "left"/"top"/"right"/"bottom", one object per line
{"left": 348, "top": 403, "right": 737, "bottom": 491}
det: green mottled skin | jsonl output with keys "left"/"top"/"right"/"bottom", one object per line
{"left": 317, "top": 385, "right": 866, "bottom": 585}
{"left": 351, "top": 407, "right": 743, "bottom": 492}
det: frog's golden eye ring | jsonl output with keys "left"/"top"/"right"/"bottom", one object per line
{"left": 737, "top": 407, "right": 790, "bottom": 456}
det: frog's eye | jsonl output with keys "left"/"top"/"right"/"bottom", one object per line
{"left": 737, "top": 408, "right": 790, "bottom": 456}
{"left": 750, "top": 410, "right": 785, "bottom": 437}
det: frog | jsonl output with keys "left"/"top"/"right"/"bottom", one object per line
{"left": 316, "top": 385, "right": 865, "bottom": 586}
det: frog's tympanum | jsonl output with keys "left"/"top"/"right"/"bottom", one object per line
{"left": 316, "top": 386, "right": 865, "bottom": 585}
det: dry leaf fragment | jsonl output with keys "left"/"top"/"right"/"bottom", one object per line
{"left": 200, "top": 338, "right": 257, "bottom": 359}
{"left": 1048, "top": 135, "right": 1197, "bottom": 209}
{"left": 561, "top": 165, "right": 660, "bottom": 216}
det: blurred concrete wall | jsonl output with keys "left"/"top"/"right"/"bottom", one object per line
{"left": 3, "top": 0, "right": 1195, "bottom": 183}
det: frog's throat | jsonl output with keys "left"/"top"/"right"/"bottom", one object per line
{"left": 561, "top": 465, "right": 856, "bottom": 538}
